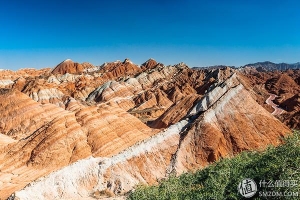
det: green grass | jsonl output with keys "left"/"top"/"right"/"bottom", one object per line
{"left": 128, "top": 131, "right": 300, "bottom": 200}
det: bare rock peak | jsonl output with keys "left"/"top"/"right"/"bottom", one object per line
{"left": 63, "top": 58, "right": 72, "bottom": 63}
{"left": 124, "top": 58, "right": 130, "bottom": 62}
{"left": 141, "top": 58, "right": 158, "bottom": 70}
{"left": 51, "top": 59, "right": 84, "bottom": 75}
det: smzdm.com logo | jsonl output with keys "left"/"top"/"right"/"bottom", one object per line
{"left": 238, "top": 178, "right": 257, "bottom": 198}
{"left": 238, "top": 178, "right": 299, "bottom": 198}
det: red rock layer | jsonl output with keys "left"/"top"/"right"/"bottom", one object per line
{"left": 0, "top": 90, "right": 155, "bottom": 199}
{"left": 51, "top": 59, "right": 84, "bottom": 75}
{"left": 98, "top": 82, "right": 290, "bottom": 196}
{"left": 174, "top": 84, "right": 290, "bottom": 173}
{"left": 65, "top": 98, "right": 156, "bottom": 157}
{"left": 141, "top": 58, "right": 158, "bottom": 71}
{"left": 241, "top": 68, "right": 300, "bottom": 129}
{"left": 99, "top": 59, "right": 141, "bottom": 79}
{"left": 0, "top": 90, "right": 91, "bottom": 198}
{"left": 151, "top": 94, "right": 199, "bottom": 128}
{"left": 0, "top": 59, "right": 297, "bottom": 199}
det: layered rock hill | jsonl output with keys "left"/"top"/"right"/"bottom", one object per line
{"left": 98, "top": 59, "right": 141, "bottom": 79}
{"left": 141, "top": 58, "right": 159, "bottom": 70}
{"left": 51, "top": 59, "right": 84, "bottom": 75}
{"left": 0, "top": 58, "right": 295, "bottom": 199}
{"left": 240, "top": 67, "right": 300, "bottom": 129}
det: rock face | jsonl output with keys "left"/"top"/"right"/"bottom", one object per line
{"left": 51, "top": 59, "right": 84, "bottom": 75}
{"left": 0, "top": 90, "right": 91, "bottom": 198}
{"left": 0, "top": 90, "right": 156, "bottom": 198}
{"left": 141, "top": 58, "right": 158, "bottom": 70}
{"left": 81, "top": 62, "right": 98, "bottom": 72}
{"left": 241, "top": 67, "right": 300, "bottom": 129}
{"left": 0, "top": 59, "right": 295, "bottom": 199}
{"left": 151, "top": 94, "right": 199, "bottom": 128}
{"left": 12, "top": 72, "right": 290, "bottom": 200}
{"left": 173, "top": 83, "right": 289, "bottom": 173}
{"left": 99, "top": 59, "right": 141, "bottom": 79}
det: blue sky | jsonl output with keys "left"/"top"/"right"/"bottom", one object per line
{"left": 0, "top": 0, "right": 299, "bottom": 70}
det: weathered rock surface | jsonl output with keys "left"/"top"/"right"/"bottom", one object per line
{"left": 64, "top": 97, "right": 156, "bottom": 157}
{"left": 141, "top": 58, "right": 158, "bottom": 71}
{"left": 0, "top": 68, "right": 51, "bottom": 80}
{"left": 12, "top": 73, "right": 290, "bottom": 199}
{"left": 0, "top": 59, "right": 296, "bottom": 199}
{"left": 0, "top": 79, "right": 14, "bottom": 87}
{"left": 0, "top": 90, "right": 155, "bottom": 199}
{"left": 241, "top": 68, "right": 300, "bottom": 129}
{"left": 99, "top": 59, "right": 141, "bottom": 79}
{"left": 0, "top": 90, "right": 91, "bottom": 198}
{"left": 51, "top": 59, "right": 84, "bottom": 75}
{"left": 151, "top": 94, "right": 199, "bottom": 128}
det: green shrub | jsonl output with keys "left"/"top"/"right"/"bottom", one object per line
{"left": 128, "top": 131, "right": 300, "bottom": 200}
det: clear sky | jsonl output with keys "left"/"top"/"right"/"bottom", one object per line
{"left": 0, "top": 0, "right": 299, "bottom": 70}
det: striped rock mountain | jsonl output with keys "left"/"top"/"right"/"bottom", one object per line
{"left": 0, "top": 58, "right": 296, "bottom": 199}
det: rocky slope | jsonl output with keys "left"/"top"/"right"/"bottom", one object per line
{"left": 51, "top": 59, "right": 84, "bottom": 75}
{"left": 240, "top": 67, "right": 300, "bottom": 129}
{"left": 10, "top": 70, "right": 290, "bottom": 200}
{"left": 0, "top": 59, "right": 295, "bottom": 199}
{"left": 0, "top": 89, "right": 156, "bottom": 198}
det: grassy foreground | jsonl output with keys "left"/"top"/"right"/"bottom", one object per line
{"left": 128, "top": 131, "right": 300, "bottom": 200}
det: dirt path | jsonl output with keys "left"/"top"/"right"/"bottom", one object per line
{"left": 265, "top": 94, "right": 284, "bottom": 115}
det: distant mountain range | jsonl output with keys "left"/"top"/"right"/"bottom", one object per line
{"left": 194, "top": 61, "right": 300, "bottom": 71}
{"left": 192, "top": 65, "right": 236, "bottom": 70}
{"left": 243, "top": 61, "right": 300, "bottom": 71}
